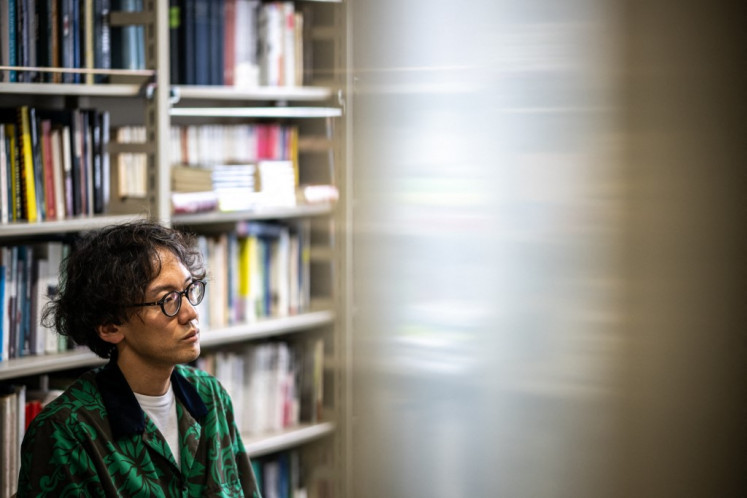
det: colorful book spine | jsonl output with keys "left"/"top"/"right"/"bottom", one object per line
{"left": 17, "top": 107, "right": 38, "bottom": 223}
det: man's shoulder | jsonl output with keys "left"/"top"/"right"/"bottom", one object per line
{"left": 26, "top": 369, "right": 102, "bottom": 429}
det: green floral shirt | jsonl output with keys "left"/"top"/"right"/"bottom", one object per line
{"left": 16, "top": 362, "right": 261, "bottom": 497}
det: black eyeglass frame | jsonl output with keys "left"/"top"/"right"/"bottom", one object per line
{"left": 129, "top": 280, "right": 207, "bottom": 318}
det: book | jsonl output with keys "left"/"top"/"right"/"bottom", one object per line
{"left": 47, "top": 126, "right": 65, "bottom": 220}
{"left": 258, "top": 2, "right": 283, "bottom": 87}
{"left": 178, "top": 0, "right": 195, "bottom": 85}
{"left": 222, "top": 0, "right": 235, "bottom": 86}
{"left": 0, "top": 124, "right": 8, "bottom": 224}
{"left": 84, "top": 0, "right": 95, "bottom": 84}
{"left": 111, "top": 0, "right": 142, "bottom": 70}
{"left": 93, "top": 0, "right": 111, "bottom": 83}
{"left": 193, "top": 0, "right": 209, "bottom": 85}
{"left": 16, "top": 245, "right": 33, "bottom": 357}
{"left": 39, "top": 119, "right": 57, "bottom": 221}
{"left": 49, "top": 0, "right": 62, "bottom": 83}
{"left": 0, "top": 255, "right": 6, "bottom": 360}
{"left": 36, "top": 109, "right": 80, "bottom": 216}
{"left": 27, "top": 107, "right": 47, "bottom": 221}
{"left": 29, "top": 256, "right": 49, "bottom": 355}
{"left": 168, "top": 0, "right": 180, "bottom": 84}
{"left": 5, "top": 124, "right": 20, "bottom": 222}
{"left": 59, "top": 0, "right": 75, "bottom": 83}
{"left": 0, "top": 0, "right": 18, "bottom": 82}
{"left": 84, "top": 109, "right": 105, "bottom": 214}
{"left": 208, "top": 0, "right": 224, "bottom": 85}
{"left": 71, "top": 0, "right": 81, "bottom": 83}
{"left": 233, "top": 0, "right": 260, "bottom": 88}
{"left": 0, "top": 385, "right": 19, "bottom": 495}
{"left": 17, "top": 106, "right": 39, "bottom": 222}
{"left": 100, "top": 110, "right": 110, "bottom": 209}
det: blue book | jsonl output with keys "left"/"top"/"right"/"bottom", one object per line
{"left": 193, "top": 0, "right": 209, "bottom": 85}
{"left": 2, "top": 0, "right": 18, "bottom": 82}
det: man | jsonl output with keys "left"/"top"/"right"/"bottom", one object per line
{"left": 16, "top": 220, "right": 261, "bottom": 497}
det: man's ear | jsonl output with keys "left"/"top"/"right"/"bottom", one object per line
{"left": 97, "top": 323, "right": 123, "bottom": 345}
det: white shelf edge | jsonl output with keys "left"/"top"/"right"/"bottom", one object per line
{"left": 0, "top": 82, "right": 146, "bottom": 97}
{"left": 243, "top": 422, "right": 336, "bottom": 458}
{"left": 174, "top": 85, "right": 333, "bottom": 102}
{"left": 199, "top": 310, "right": 335, "bottom": 348}
{"left": 172, "top": 203, "right": 334, "bottom": 225}
{"left": 170, "top": 107, "right": 342, "bottom": 118}
{"left": 0, "top": 214, "right": 147, "bottom": 238}
{"left": 0, "top": 350, "right": 107, "bottom": 380}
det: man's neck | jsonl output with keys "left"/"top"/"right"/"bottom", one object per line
{"left": 116, "top": 354, "right": 174, "bottom": 396}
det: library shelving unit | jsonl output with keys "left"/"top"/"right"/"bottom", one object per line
{"left": 0, "top": 1, "right": 351, "bottom": 496}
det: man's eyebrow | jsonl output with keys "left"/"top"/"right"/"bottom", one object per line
{"left": 147, "top": 276, "right": 193, "bottom": 297}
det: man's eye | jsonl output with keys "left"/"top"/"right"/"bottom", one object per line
{"left": 162, "top": 292, "right": 179, "bottom": 304}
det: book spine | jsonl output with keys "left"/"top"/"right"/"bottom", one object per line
{"left": 6, "top": 124, "right": 21, "bottom": 222}
{"left": 17, "top": 107, "right": 38, "bottom": 222}
{"left": 50, "top": 127, "right": 66, "bottom": 219}
{"left": 28, "top": 107, "right": 46, "bottom": 221}
{"left": 93, "top": 0, "right": 111, "bottom": 83}
{"left": 0, "top": 124, "right": 8, "bottom": 224}
{"left": 50, "top": 0, "right": 61, "bottom": 83}
{"left": 193, "top": 0, "right": 209, "bottom": 85}
{"left": 40, "top": 119, "right": 57, "bottom": 220}
{"left": 60, "top": 0, "right": 74, "bottom": 83}
{"left": 84, "top": 0, "right": 94, "bottom": 84}
{"left": 71, "top": 0, "right": 80, "bottom": 83}
{"left": 168, "top": 0, "right": 180, "bottom": 84}
{"left": 100, "top": 110, "right": 110, "bottom": 210}
{"left": 222, "top": 0, "right": 235, "bottom": 86}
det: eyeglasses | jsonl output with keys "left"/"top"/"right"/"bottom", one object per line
{"left": 130, "top": 280, "right": 206, "bottom": 318}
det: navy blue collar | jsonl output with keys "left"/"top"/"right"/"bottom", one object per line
{"left": 96, "top": 360, "right": 208, "bottom": 439}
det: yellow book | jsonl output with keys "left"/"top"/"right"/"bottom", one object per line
{"left": 237, "top": 237, "right": 251, "bottom": 322}
{"left": 289, "top": 126, "right": 299, "bottom": 186}
{"left": 18, "top": 107, "right": 38, "bottom": 222}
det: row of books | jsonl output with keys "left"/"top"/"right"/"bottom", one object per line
{"left": 194, "top": 220, "right": 311, "bottom": 330}
{"left": 170, "top": 124, "right": 299, "bottom": 167}
{"left": 196, "top": 337, "right": 324, "bottom": 438}
{"left": 252, "top": 450, "right": 308, "bottom": 498}
{"left": 114, "top": 125, "right": 147, "bottom": 199}
{"left": 171, "top": 0, "right": 308, "bottom": 87}
{"left": 0, "top": 241, "right": 70, "bottom": 361}
{"left": 0, "top": 0, "right": 144, "bottom": 84}
{"left": 171, "top": 160, "right": 297, "bottom": 213}
{"left": 0, "top": 106, "right": 111, "bottom": 224}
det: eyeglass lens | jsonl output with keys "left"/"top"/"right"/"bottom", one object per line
{"left": 162, "top": 281, "right": 205, "bottom": 316}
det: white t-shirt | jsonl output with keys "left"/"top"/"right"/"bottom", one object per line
{"left": 134, "top": 384, "right": 180, "bottom": 468}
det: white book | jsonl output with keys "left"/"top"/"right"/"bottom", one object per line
{"left": 281, "top": 2, "right": 295, "bottom": 87}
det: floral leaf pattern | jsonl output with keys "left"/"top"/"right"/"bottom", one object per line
{"left": 16, "top": 364, "right": 261, "bottom": 498}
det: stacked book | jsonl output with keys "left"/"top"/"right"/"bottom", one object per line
{"left": 171, "top": 161, "right": 299, "bottom": 214}
{"left": 171, "top": 163, "right": 260, "bottom": 213}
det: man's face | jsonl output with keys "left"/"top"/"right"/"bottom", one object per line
{"left": 115, "top": 248, "right": 202, "bottom": 371}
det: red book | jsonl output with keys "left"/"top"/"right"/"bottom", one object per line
{"left": 40, "top": 119, "right": 57, "bottom": 220}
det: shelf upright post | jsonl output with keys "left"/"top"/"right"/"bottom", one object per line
{"left": 143, "top": 0, "right": 172, "bottom": 225}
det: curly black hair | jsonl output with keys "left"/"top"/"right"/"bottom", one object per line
{"left": 42, "top": 220, "right": 206, "bottom": 359}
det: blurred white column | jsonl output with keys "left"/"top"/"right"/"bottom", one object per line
{"left": 350, "top": 0, "right": 627, "bottom": 497}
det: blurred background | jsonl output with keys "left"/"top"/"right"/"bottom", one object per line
{"left": 349, "top": 0, "right": 745, "bottom": 496}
